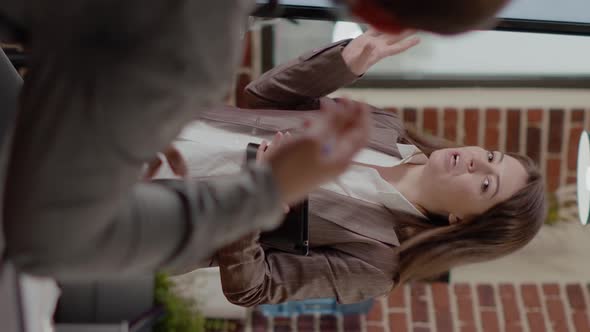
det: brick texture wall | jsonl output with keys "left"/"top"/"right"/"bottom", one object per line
{"left": 203, "top": 282, "right": 590, "bottom": 332}
{"left": 363, "top": 282, "right": 590, "bottom": 332}
{"left": 209, "top": 283, "right": 590, "bottom": 332}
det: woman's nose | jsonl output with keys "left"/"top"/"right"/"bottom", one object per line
{"left": 468, "top": 156, "right": 494, "bottom": 174}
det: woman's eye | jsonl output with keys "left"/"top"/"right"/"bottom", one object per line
{"left": 482, "top": 178, "right": 490, "bottom": 193}
{"left": 487, "top": 151, "right": 494, "bottom": 162}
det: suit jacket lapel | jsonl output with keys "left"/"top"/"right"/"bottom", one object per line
{"left": 368, "top": 110, "right": 403, "bottom": 158}
{"left": 310, "top": 189, "right": 400, "bottom": 246}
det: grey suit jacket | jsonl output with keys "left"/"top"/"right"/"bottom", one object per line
{"left": 198, "top": 40, "right": 415, "bottom": 306}
{"left": 1, "top": 0, "right": 292, "bottom": 279}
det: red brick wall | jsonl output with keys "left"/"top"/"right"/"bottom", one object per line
{"left": 363, "top": 282, "right": 590, "bottom": 332}
{"left": 204, "top": 282, "right": 590, "bottom": 332}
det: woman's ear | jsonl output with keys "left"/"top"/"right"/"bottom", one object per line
{"left": 448, "top": 214, "right": 463, "bottom": 225}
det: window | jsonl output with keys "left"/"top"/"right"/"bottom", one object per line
{"left": 264, "top": 18, "right": 590, "bottom": 87}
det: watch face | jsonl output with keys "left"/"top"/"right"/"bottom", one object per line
{"left": 577, "top": 131, "right": 590, "bottom": 225}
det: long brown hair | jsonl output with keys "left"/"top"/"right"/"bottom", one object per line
{"left": 392, "top": 129, "right": 547, "bottom": 284}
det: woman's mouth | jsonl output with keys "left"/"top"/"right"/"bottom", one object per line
{"left": 448, "top": 151, "right": 460, "bottom": 171}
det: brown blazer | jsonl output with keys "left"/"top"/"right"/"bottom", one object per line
{"left": 201, "top": 40, "right": 414, "bottom": 306}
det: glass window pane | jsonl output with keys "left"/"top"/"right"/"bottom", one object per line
{"left": 272, "top": 19, "right": 590, "bottom": 77}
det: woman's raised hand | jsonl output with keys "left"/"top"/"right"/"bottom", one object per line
{"left": 342, "top": 28, "right": 420, "bottom": 76}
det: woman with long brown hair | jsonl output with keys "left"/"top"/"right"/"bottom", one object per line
{"left": 156, "top": 29, "right": 546, "bottom": 306}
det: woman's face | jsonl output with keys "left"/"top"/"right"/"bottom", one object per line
{"left": 421, "top": 146, "right": 528, "bottom": 223}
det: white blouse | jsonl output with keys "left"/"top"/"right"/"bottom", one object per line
{"left": 154, "top": 120, "right": 427, "bottom": 218}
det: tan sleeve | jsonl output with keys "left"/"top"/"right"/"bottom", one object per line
{"left": 244, "top": 40, "right": 359, "bottom": 110}
{"left": 216, "top": 234, "right": 394, "bottom": 306}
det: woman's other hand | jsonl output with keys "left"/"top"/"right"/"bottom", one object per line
{"left": 342, "top": 28, "right": 420, "bottom": 76}
{"left": 267, "top": 98, "right": 370, "bottom": 205}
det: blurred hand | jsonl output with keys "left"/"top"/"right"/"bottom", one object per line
{"left": 342, "top": 28, "right": 420, "bottom": 76}
{"left": 143, "top": 145, "right": 188, "bottom": 180}
{"left": 267, "top": 98, "right": 370, "bottom": 205}
{"left": 256, "top": 131, "right": 294, "bottom": 163}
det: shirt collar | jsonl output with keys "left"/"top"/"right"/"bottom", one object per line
{"left": 379, "top": 192, "right": 428, "bottom": 219}
{"left": 371, "top": 146, "right": 429, "bottom": 219}
{"left": 396, "top": 143, "right": 428, "bottom": 165}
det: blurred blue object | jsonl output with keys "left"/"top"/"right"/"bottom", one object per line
{"left": 258, "top": 298, "right": 374, "bottom": 317}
